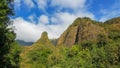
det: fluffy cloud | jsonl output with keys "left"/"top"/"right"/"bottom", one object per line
{"left": 38, "top": 15, "right": 49, "bottom": 25}
{"left": 51, "top": 0, "right": 86, "bottom": 9}
{"left": 13, "top": 17, "right": 40, "bottom": 42}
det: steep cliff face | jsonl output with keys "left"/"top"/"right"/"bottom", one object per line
{"left": 57, "top": 17, "right": 107, "bottom": 47}
{"left": 57, "top": 26, "right": 78, "bottom": 47}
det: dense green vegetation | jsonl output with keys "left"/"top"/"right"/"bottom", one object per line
{"left": 0, "top": 0, "right": 21, "bottom": 67}
{"left": 25, "top": 39, "right": 120, "bottom": 68}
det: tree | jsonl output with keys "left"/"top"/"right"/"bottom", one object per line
{"left": 28, "top": 45, "right": 52, "bottom": 68}
{"left": 97, "top": 33, "right": 108, "bottom": 47}
{"left": 0, "top": 0, "right": 18, "bottom": 67}
{"left": 7, "top": 42, "right": 21, "bottom": 68}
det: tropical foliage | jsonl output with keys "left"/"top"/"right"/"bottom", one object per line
{"left": 0, "top": 0, "right": 21, "bottom": 67}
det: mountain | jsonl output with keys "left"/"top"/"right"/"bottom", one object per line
{"left": 57, "top": 17, "right": 107, "bottom": 47}
{"left": 16, "top": 40, "right": 33, "bottom": 46}
{"left": 104, "top": 17, "right": 120, "bottom": 40}
{"left": 32, "top": 31, "right": 55, "bottom": 49}
{"left": 105, "top": 17, "right": 120, "bottom": 24}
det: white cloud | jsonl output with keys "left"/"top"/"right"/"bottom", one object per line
{"left": 76, "top": 11, "right": 95, "bottom": 19}
{"left": 38, "top": 15, "right": 49, "bottom": 25}
{"left": 24, "top": 0, "right": 35, "bottom": 8}
{"left": 50, "top": 11, "right": 94, "bottom": 30}
{"left": 51, "top": 0, "right": 86, "bottom": 10}
{"left": 13, "top": 17, "right": 40, "bottom": 42}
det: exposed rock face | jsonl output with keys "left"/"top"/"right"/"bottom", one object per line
{"left": 57, "top": 26, "right": 78, "bottom": 47}
{"left": 57, "top": 17, "right": 107, "bottom": 47}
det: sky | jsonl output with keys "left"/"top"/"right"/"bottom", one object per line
{"left": 13, "top": 0, "right": 120, "bottom": 42}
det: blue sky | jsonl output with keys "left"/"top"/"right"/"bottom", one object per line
{"left": 13, "top": 0, "right": 120, "bottom": 42}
